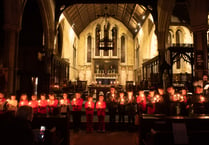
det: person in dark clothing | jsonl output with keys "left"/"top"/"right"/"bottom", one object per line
{"left": 117, "top": 91, "right": 127, "bottom": 124}
{"left": 106, "top": 86, "right": 118, "bottom": 131}
{"left": 2, "top": 106, "right": 35, "bottom": 145}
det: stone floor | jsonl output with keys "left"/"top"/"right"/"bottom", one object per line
{"left": 70, "top": 130, "right": 139, "bottom": 145}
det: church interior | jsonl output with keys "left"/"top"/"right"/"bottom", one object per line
{"left": 1, "top": 0, "right": 209, "bottom": 145}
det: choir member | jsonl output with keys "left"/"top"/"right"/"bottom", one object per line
{"left": 60, "top": 92, "right": 70, "bottom": 115}
{"left": 19, "top": 93, "right": 29, "bottom": 107}
{"left": 38, "top": 93, "right": 48, "bottom": 116}
{"left": 0, "top": 92, "right": 6, "bottom": 114}
{"left": 146, "top": 88, "right": 156, "bottom": 114}
{"left": 47, "top": 92, "right": 58, "bottom": 115}
{"left": 126, "top": 91, "right": 136, "bottom": 126}
{"left": 96, "top": 92, "right": 106, "bottom": 132}
{"left": 7, "top": 94, "right": 18, "bottom": 112}
{"left": 28, "top": 94, "right": 39, "bottom": 115}
{"left": 71, "top": 92, "right": 83, "bottom": 132}
{"left": 118, "top": 91, "right": 126, "bottom": 124}
{"left": 136, "top": 89, "right": 146, "bottom": 114}
{"left": 85, "top": 96, "right": 95, "bottom": 133}
{"left": 106, "top": 86, "right": 118, "bottom": 131}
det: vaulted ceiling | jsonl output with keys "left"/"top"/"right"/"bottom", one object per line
{"left": 54, "top": 0, "right": 157, "bottom": 36}
{"left": 63, "top": 4, "right": 149, "bottom": 36}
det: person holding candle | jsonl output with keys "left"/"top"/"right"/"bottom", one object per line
{"left": 117, "top": 91, "right": 126, "bottom": 124}
{"left": 28, "top": 94, "right": 39, "bottom": 116}
{"left": 85, "top": 96, "right": 95, "bottom": 133}
{"left": 136, "top": 88, "right": 147, "bottom": 114}
{"left": 0, "top": 92, "right": 6, "bottom": 114}
{"left": 191, "top": 85, "right": 206, "bottom": 114}
{"left": 6, "top": 94, "right": 18, "bottom": 112}
{"left": 146, "top": 88, "right": 156, "bottom": 114}
{"left": 154, "top": 87, "right": 165, "bottom": 114}
{"left": 106, "top": 86, "right": 118, "bottom": 131}
{"left": 179, "top": 87, "right": 189, "bottom": 116}
{"left": 19, "top": 93, "right": 29, "bottom": 107}
{"left": 47, "top": 92, "right": 59, "bottom": 115}
{"left": 38, "top": 93, "right": 48, "bottom": 116}
{"left": 60, "top": 92, "right": 70, "bottom": 115}
{"left": 126, "top": 91, "right": 136, "bottom": 128}
{"left": 71, "top": 92, "right": 83, "bottom": 132}
{"left": 96, "top": 92, "right": 106, "bottom": 133}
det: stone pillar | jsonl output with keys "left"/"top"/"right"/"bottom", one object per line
{"left": 188, "top": 0, "right": 208, "bottom": 80}
{"left": 157, "top": 0, "right": 175, "bottom": 87}
{"left": 3, "top": 0, "right": 23, "bottom": 94}
{"left": 3, "top": 25, "right": 20, "bottom": 94}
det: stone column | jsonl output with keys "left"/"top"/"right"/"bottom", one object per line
{"left": 188, "top": 0, "right": 208, "bottom": 80}
{"left": 157, "top": 0, "right": 175, "bottom": 87}
{"left": 3, "top": 0, "right": 23, "bottom": 94}
{"left": 3, "top": 25, "right": 21, "bottom": 94}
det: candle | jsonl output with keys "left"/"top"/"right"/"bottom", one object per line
{"left": 88, "top": 101, "right": 91, "bottom": 107}
{"left": 29, "top": 102, "right": 31, "bottom": 106}
{"left": 21, "top": 102, "right": 24, "bottom": 106}
{"left": 98, "top": 102, "right": 101, "bottom": 108}
{"left": 38, "top": 100, "right": 41, "bottom": 106}
{"left": 73, "top": 98, "right": 76, "bottom": 105}
{"left": 200, "top": 96, "right": 205, "bottom": 103}
{"left": 121, "top": 98, "right": 124, "bottom": 104}
{"left": 60, "top": 100, "right": 64, "bottom": 105}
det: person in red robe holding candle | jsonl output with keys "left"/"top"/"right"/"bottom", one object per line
{"left": 60, "top": 92, "right": 70, "bottom": 115}
{"left": 96, "top": 92, "right": 106, "bottom": 133}
{"left": 19, "top": 93, "right": 29, "bottom": 107}
{"left": 117, "top": 91, "right": 126, "bottom": 124}
{"left": 147, "top": 88, "right": 156, "bottom": 114}
{"left": 28, "top": 94, "right": 39, "bottom": 116}
{"left": 38, "top": 93, "right": 48, "bottom": 116}
{"left": 85, "top": 96, "right": 95, "bottom": 133}
{"left": 71, "top": 92, "right": 83, "bottom": 132}
{"left": 136, "top": 88, "right": 147, "bottom": 114}
{"left": 48, "top": 92, "right": 58, "bottom": 115}
{"left": 0, "top": 92, "right": 6, "bottom": 114}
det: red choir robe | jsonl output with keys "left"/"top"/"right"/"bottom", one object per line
{"left": 28, "top": 100, "right": 39, "bottom": 114}
{"left": 38, "top": 100, "right": 48, "bottom": 114}
{"left": 71, "top": 98, "right": 83, "bottom": 111}
{"left": 19, "top": 100, "right": 29, "bottom": 107}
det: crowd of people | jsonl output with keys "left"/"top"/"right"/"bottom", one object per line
{"left": 1, "top": 78, "right": 209, "bottom": 134}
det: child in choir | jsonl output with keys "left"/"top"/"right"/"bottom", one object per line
{"left": 48, "top": 92, "right": 58, "bottom": 115}
{"left": 71, "top": 92, "right": 83, "bottom": 132}
{"left": 147, "top": 88, "right": 156, "bottom": 114}
{"left": 126, "top": 91, "right": 136, "bottom": 126}
{"left": 0, "top": 92, "right": 6, "bottom": 114}
{"left": 28, "top": 94, "right": 39, "bottom": 115}
{"left": 38, "top": 93, "right": 48, "bottom": 116}
{"left": 118, "top": 91, "right": 126, "bottom": 124}
{"left": 136, "top": 89, "right": 147, "bottom": 114}
{"left": 96, "top": 92, "right": 106, "bottom": 132}
{"left": 60, "top": 92, "right": 70, "bottom": 115}
{"left": 85, "top": 96, "right": 95, "bottom": 133}
{"left": 7, "top": 94, "right": 18, "bottom": 112}
{"left": 19, "top": 93, "right": 29, "bottom": 107}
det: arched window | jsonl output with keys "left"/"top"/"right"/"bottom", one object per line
{"left": 87, "top": 35, "right": 91, "bottom": 63}
{"left": 176, "top": 30, "right": 182, "bottom": 44}
{"left": 121, "top": 36, "right": 125, "bottom": 63}
{"left": 168, "top": 31, "right": 172, "bottom": 46}
{"left": 95, "top": 25, "right": 101, "bottom": 56}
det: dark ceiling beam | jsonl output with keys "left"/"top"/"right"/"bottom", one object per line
{"left": 128, "top": 4, "right": 137, "bottom": 26}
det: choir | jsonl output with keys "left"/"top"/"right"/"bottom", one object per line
{"left": 0, "top": 84, "right": 209, "bottom": 133}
